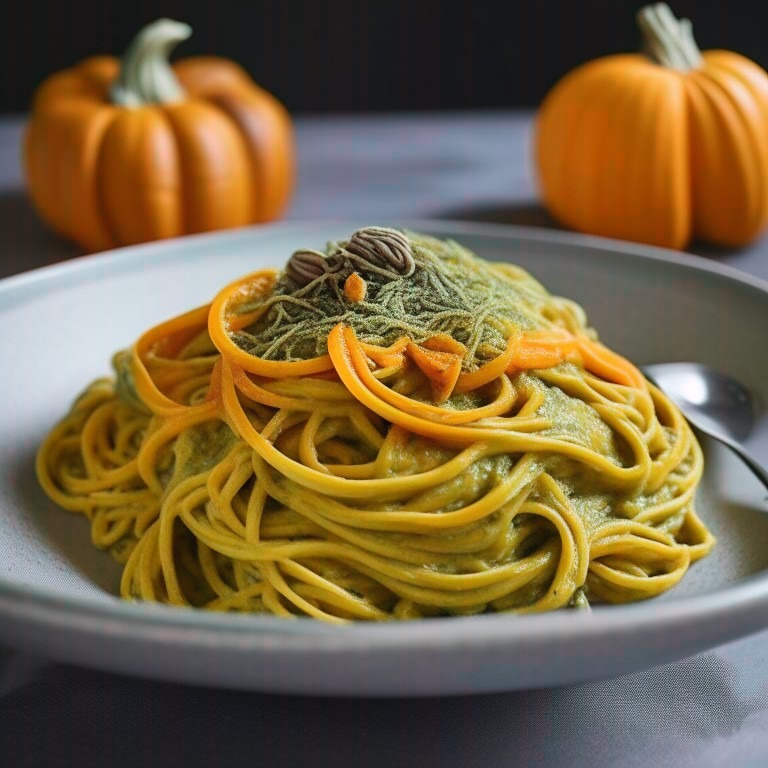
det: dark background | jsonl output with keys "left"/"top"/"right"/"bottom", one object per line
{"left": 2, "top": 0, "right": 768, "bottom": 114}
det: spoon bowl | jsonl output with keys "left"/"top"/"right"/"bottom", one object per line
{"left": 641, "top": 362, "right": 757, "bottom": 441}
{"left": 641, "top": 362, "right": 768, "bottom": 493}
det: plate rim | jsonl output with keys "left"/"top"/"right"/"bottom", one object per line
{"left": 3, "top": 566, "right": 768, "bottom": 651}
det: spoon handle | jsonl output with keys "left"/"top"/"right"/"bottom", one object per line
{"left": 715, "top": 434, "right": 768, "bottom": 493}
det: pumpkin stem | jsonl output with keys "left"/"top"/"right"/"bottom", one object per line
{"left": 637, "top": 3, "right": 703, "bottom": 71}
{"left": 110, "top": 18, "right": 192, "bottom": 107}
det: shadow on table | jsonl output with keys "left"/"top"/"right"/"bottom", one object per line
{"left": 439, "top": 202, "right": 759, "bottom": 274}
{"left": 0, "top": 191, "right": 80, "bottom": 278}
{"left": 439, "top": 202, "right": 562, "bottom": 229}
{"left": 1, "top": 649, "right": 764, "bottom": 768}
{"left": 688, "top": 239, "right": 761, "bottom": 263}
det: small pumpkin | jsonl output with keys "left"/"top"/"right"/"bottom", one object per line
{"left": 535, "top": 3, "right": 768, "bottom": 249}
{"left": 24, "top": 19, "right": 294, "bottom": 251}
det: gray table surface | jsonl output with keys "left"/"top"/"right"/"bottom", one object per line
{"left": 1, "top": 112, "right": 767, "bottom": 767}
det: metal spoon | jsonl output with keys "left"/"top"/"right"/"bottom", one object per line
{"left": 642, "top": 362, "right": 768, "bottom": 491}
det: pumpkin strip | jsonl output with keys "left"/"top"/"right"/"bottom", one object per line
{"left": 405, "top": 343, "right": 463, "bottom": 404}
{"left": 209, "top": 269, "right": 334, "bottom": 378}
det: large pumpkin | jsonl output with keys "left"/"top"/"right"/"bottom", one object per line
{"left": 535, "top": 3, "right": 768, "bottom": 249}
{"left": 24, "top": 19, "right": 295, "bottom": 251}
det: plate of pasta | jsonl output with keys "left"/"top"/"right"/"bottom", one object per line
{"left": 1, "top": 220, "right": 767, "bottom": 696}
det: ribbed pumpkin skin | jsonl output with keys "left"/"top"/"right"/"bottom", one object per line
{"left": 535, "top": 51, "right": 768, "bottom": 249}
{"left": 24, "top": 56, "right": 295, "bottom": 252}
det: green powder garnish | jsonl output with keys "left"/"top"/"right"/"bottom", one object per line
{"left": 231, "top": 229, "right": 557, "bottom": 369}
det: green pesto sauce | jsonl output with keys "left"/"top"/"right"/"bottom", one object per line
{"left": 529, "top": 373, "right": 625, "bottom": 463}
{"left": 167, "top": 420, "right": 237, "bottom": 487}
{"left": 381, "top": 431, "right": 459, "bottom": 478}
{"left": 112, "top": 350, "right": 148, "bottom": 414}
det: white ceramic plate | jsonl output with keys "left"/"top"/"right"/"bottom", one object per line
{"left": 1, "top": 220, "right": 768, "bottom": 697}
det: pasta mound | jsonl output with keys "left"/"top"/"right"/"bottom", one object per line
{"left": 37, "top": 227, "right": 714, "bottom": 622}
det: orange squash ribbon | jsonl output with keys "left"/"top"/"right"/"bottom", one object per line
{"left": 191, "top": 267, "right": 647, "bottom": 424}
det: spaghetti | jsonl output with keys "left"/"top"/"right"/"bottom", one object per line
{"left": 37, "top": 228, "right": 714, "bottom": 622}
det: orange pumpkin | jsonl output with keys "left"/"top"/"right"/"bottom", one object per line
{"left": 535, "top": 3, "right": 768, "bottom": 249}
{"left": 24, "top": 19, "right": 295, "bottom": 252}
